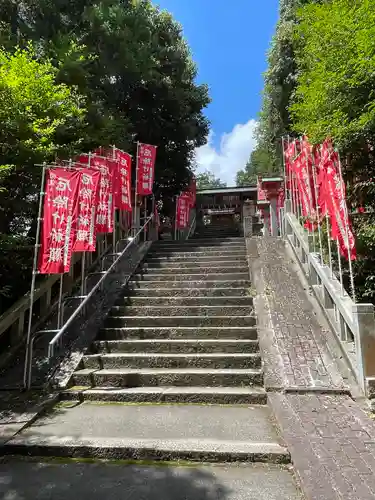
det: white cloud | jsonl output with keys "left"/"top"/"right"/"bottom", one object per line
{"left": 195, "top": 119, "right": 258, "bottom": 186}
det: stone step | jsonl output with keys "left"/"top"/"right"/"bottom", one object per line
{"left": 143, "top": 259, "right": 248, "bottom": 269}
{"left": 119, "top": 296, "right": 253, "bottom": 306}
{"left": 131, "top": 272, "right": 250, "bottom": 282}
{"left": 109, "top": 305, "right": 254, "bottom": 316}
{"left": 147, "top": 254, "right": 247, "bottom": 263}
{"left": 91, "top": 338, "right": 259, "bottom": 354}
{"left": 72, "top": 367, "right": 264, "bottom": 387}
{"left": 81, "top": 353, "right": 261, "bottom": 370}
{"left": 150, "top": 244, "right": 246, "bottom": 253}
{"left": 128, "top": 279, "right": 251, "bottom": 289}
{"left": 154, "top": 238, "right": 244, "bottom": 246}
{"left": 105, "top": 315, "right": 256, "bottom": 328}
{"left": 126, "top": 287, "right": 250, "bottom": 297}
{"left": 98, "top": 326, "right": 258, "bottom": 340}
{"left": 140, "top": 265, "right": 247, "bottom": 275}
{"left": 61, "top": 385, "right": 267, "bottom": 404}
{"left": 148, "top": 249, "right": 246, "bottom": 258}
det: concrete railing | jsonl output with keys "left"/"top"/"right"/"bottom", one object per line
{"left": 282, "top": 201, "right": 375, "bottom": 396}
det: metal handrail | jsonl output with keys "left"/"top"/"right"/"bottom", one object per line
{"left": 47, "top": 214, "right": 154, "bottom": 358}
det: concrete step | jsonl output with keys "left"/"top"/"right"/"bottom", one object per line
{"left": 98, "top": 326, "right": 258, "bottom": 340}
{"left": 4, "top": 403, "right": 289, "bottom": 464}
{"left": 148, "top": 249, "right": 246, "bottom": 258}
{"left": 150, "top": 244, "right": 246, "bottom": 253}
{"left": 105, "top": 315, "right": 256, "bottom": 328}
{"left": 81, "top": 353, "right": 261, "bottom": 370}
{"left": 119, "top": 296, "right": 253, "bottom": 306}
{"left": 126, "top": 287, "right": 250, "bottom": 297}
{"left": 147, "top": 254, "right": 247, "bottom": 263}
{"left": 72, "top": 367, "right": 264, "bottom": 387}
{"left": 128, "top": 279, "right": 251, "bottom": 289}
{"left": 61, "top": 385, "right": 267, "bottom": 404}
{"left": 143, "top": 259, "right": 248, "bottom": 269}
{"left": 0, "top": 460, "right": 304, "bottom": 499}
{"left": 91, "top": 338, "right": 260, "bottom": 354}
{"left": 109, "top": 305, "right": 254, "bottom": 316}
{"left": 154, "top": 238, "right": 244, "bottom": 246}
{"left": 140, "top": 265, "right": 247, "bottom": 275}
{"left": 131, "top": 272, "right": 250, "bottom": 282}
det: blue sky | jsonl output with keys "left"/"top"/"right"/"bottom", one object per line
{"left": 156, "top": 0, "right": 279, "bottom": 185}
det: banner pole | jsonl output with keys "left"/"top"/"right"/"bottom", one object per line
{"left": 112, "top": 145, "right": 117, "bottom": 260}
{"left": 144, "top": 196, "right": 147, "bottom": 242}
{"left": 23, "top": 163, "right": 47, "bottom": 390}
{"left": 80, "top": 154, "right": 90, "bottom": 297}
{"left": 281, "top": 136, "right": 288, "bottom": 202}
{"left": 326, "top": 213, "right": 334, "bottom": 278}
{"left": 301, "top": 137, "right": 316, "bottom": 253}
{"left": 311, "top": 147, "right": 324, "bottom": 263}
{"left": 336, "top": 238, "right": 345, "bottom": 296}
{"left": 336, "top": 150, "right": 356, "bottom": 302}
{"left": 133, "top": 142, "right": 139, "bottom": 238}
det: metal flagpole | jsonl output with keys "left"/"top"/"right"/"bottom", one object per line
{"left": 57, "top": 274, "right": 64, "bottom": 328}
{"left": 112, "top": 145, "right": 117, "bottom": 261}
{"left": 326, "top": 213, "right": 334, "bottom": 278}
{"left": 133, "top": 142, "right": 139, "bottom": 238}
{"left": 282, "top": 136, "right": 288, "bottom": 202}
{"left": 288, "top": 137, "right": 296, "bottom": 216}
{"left": 144, "top": 196, "right": 147, "bottom": 242}
{"left": 23, "top": 163, "right": 48, "bottom": 389}
{"left": 311, "top": 149, "right": 324, "bottom": 263}
{"left": 336, "top": 238, "right": 344, "bottom": 296}
{"left": 336, "top": 150, "right": 356, "bottom": 302}
{"left": 301, "top": 137, "right": 316, "bottom": 253}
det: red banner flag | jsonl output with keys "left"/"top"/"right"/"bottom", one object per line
{"left": 137, "top": 143, "right": 157, "bottom": 196}
{"left": 115, "top": 149, "right": 132, "bottom": 212}
{"left": 189, "top": 178, "right": 196, "bottom": 206}
{"left": 72, "top": 169, "right": 100, "bottom": 252}
{"left": 176, "top": 194, "right": 190, "bottom": 229}
{"left": 91, "top": 155, "right": 114, "bottom": 233}
{"left": 319, "top": 139, "right": 356, "bottom": 260}
{"left": 38, "top": 168, "right": 81, "bottom": 274}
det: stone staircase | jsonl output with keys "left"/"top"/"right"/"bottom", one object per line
{"left": 64, "top": 235, "right": 265, "bottom": 404}
{"left": 3, "top": 230, "right": 304, "bottom": 498}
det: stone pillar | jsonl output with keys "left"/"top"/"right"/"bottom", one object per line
{"left": 352, "top": 303, "right": 375, "bottom": 395}
{"left": 269, "top": 197, "right": 278, "bottom": 236}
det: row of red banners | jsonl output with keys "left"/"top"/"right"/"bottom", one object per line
{"left": 176, "top": 178, "right": 197, "bottom": 229}
{"left": 284, "top": 137, "right": 356, "bottom": 260}
{"left": 38, "top": 143, "right": 157, "bottom": 274}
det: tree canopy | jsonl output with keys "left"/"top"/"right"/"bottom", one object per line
{"left": 0, "top": 0, "right": 210, "bottom": 314}
{"left": 196, "top": 171, "right": 227, "bottom": 190}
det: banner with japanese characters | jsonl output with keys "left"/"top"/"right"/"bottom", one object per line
{"left": 91, "top": 155, "right": 114, "bottom": 233}
{"left": 176, "top": 194, "right": 190, "bottom": 229}
{"left": 72, "top": 169, "right": 100, "bottom": 252}
{"left": 137, "top": 143, "right": 157, "bottom": 196}
{"left": 38, "top": 168, "right": 81, "bottom": 274}
{"left": 115, "top": 149, "right": 132, "bottom": 211}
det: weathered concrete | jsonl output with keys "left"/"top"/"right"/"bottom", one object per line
{"left": 97, "top": 326, "right": 259, "bottom": 340}
{"left": 0, "top": 460, "right": 304, "bottom": 500}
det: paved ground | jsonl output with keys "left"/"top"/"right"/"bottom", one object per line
{"left": 0, "top": 460, "right": 304, "bottom": 500}
{"left": 249, "top": 237, "right": 375, "bottom": 499}
{"left": 251, "top": 238, "right": 346, "bottom": 391}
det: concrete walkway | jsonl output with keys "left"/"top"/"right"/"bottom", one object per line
{"left": 0, "top": 459, "right": 303, "bottom": 500}
{"left": 249, "top": 238, "right": 375, "bottom": 499}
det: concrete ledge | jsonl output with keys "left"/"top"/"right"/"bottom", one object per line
{"left": 3, "top": 435, "right": 290, "bottom": 464}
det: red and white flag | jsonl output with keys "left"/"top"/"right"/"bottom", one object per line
{"left": 176, "top": 194, "right": 190, "bottom": 229}
{"left": 72, "top": 169, "right": 100, "bottom": 252}
{"left": 38, "top": 168, "right": 81, "bottom": 274}
{"left": 137, "top": 143, "right": 157, "bottom": 196}
{"left": 92, "top": 155, "right": 114, "bottom": 233}
{"left": 115, "top": 149, "right": 132, "bottom": 212}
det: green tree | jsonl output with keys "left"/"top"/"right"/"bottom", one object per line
{"left": 196, "top": 171, "right": 227, "bottom": 190}
{"left": 0, "top": 45, "right": 86, "bottom": 312}
{"left": 236, "top": 145, "right": 274, "bottom": 186}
